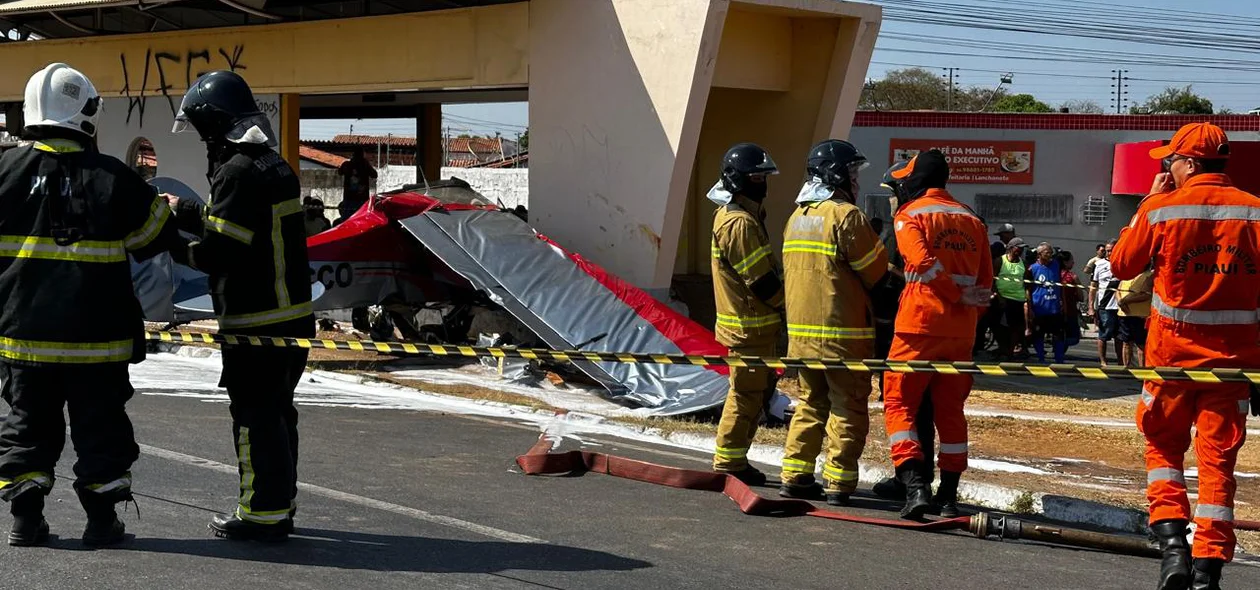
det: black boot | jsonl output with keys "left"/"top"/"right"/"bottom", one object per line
{"left": 8, "top": 491, "right": 49, "bottom": 547}
{"left": 1150, "top": 519, "right": 1192, "bottom": 590}
{"left": 77, "top": 489, "right": 127, "bottom": 548}
{"left": 778, "top": 474, "right": 823, "bottom": 500}
{"left": 897, "top": 460, "right": 933, "bottom": 520}
{"left": 933, "top": 471, "right": 962, "bottom": 518}
{"left": 1191, "top": 558, "right": 1223, "bottom": 590}
{"left": 210, "top": 512, "right": 290, "bottom": 542}
{"left": 823, "top": 482, "right": 851, "bottom": 507}
{"left": 720, "top": 466, "right": 767, "bottom": 487}
{"left": 871, "top": 476, "right": 906, "bottom": 500}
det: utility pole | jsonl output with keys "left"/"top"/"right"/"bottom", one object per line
{"left": 443, "top": 126, "right": 450, "bottom": 168}
{"left": 942, "top": 67, "right": 960, "bottom": 111}
{"left": 1110, "top": 69, "right": 1131, "bottom": 114}
{"left": 979, "top": 73, "right": 1014, "bottom": 112}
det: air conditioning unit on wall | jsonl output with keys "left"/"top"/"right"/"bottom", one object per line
{"left": 1080, "top": 195, "right": 1109, "bottom": 226}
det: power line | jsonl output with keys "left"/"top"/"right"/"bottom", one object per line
{"left": 442, "top": 113, "right": 528, "bottom": 130}
{"left": 877, "top": 0, "right": 1260, "bottom": 55}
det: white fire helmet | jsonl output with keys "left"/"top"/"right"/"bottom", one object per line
{"left": 23, "top": 63, "right": 101, "bottom": 138}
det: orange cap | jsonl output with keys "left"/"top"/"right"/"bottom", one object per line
{"left": 1149, "top": 122, "right": 1230, "bottom": 160}
{"left": 891, "top": 155, "right": 916, "bottom": 179}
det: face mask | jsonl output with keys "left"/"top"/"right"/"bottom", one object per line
{"left": 796, "top": 177, "right": 835, "bottom": 204}
{"left": 743, "top": 181, "right": 768, "bottom": 202}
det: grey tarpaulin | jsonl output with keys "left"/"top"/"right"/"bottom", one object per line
{"left": 399, "top": 209, "right": 730, "bottom": 415}
{"left": 131, "top": 177, "right": 214, "bottom": 323}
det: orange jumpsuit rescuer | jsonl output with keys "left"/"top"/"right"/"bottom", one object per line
{"left": 882, "top": 150, "right": 992, "bottom": 520}
{"left": 1111, "top": 122, "right": 1260, "bottom": 590}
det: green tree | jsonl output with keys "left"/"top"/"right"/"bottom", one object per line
{"left": 964, "top": 85, "right": 1010, "bottom": 112}
{"left": 860, "top": 68, "right": 1018, "bottom": 112}
{"left": 518, "top": 129, "right": 529, "bottom": 151}
{"left": 1059, "top": 99, "right": 1104, "bottom": 114}
{"left": 1133, "top": 86, "right": 1213, "bottom": 114}
{"left": 992, "top": 93, "right": 1053, "bottom": 113}
{"left": 860, "top": 68, "right": 948, "bottom": 111}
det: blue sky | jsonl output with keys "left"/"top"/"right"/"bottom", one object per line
{"left": 294, "top": 0, "right": 1260, "bottom": 140}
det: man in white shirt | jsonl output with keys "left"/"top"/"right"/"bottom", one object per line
{"left": 1087, "top": 239, "right": 1122, "bottom": 366}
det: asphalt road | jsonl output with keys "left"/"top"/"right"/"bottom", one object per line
{"left": 3, "top": 382, "right": 1259, "bottom": 589}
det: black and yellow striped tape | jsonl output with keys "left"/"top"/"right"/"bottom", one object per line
{"left": 993, "top": 274, "right": 1135, "bottom": 294}
{"left": 144, "top": 331, "right": 1260, "bottom": 384}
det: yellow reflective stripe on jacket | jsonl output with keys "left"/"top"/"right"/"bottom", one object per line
{"left": 786, "top": 324, "right": 876, "bottom": 339}
{"left": 714, "top": 446, "right": 749, "bottom": 459}
{"left": 781, "top": 458, "right": 814, "bottom": 474}
{"left": 125, "top": 197, "right": 172, "bottom": 251}
{"left": 711, "top": 240, "right": 722, "bottom": 259}
{"left": 270, "top": 199, "right": 303, "bottom": 307}
{"left": 237, "top": 506, "right": 292, "bottom": 524}
{"left": 716, "top": 313, "right": 780, "bottom": 329}
{"left": 206, "top": 215, "right": 255, "bottom": 245}
{"left": 783, "top": 240, "right": 837, "bottom": 256}
{"left": 823, "top": 463, "right": 859, "bottom": 483}
{"left": 238, "top": 425, "right": 259, "bottom": 517}
{"left": 85, "top": 472, "right": 132, "bottom": 494}
{"left": 219, "top": 302, "right": 313, "bottom": 330}
{"left": 849, "top": 243, "right": 885, "bottom": 272}
{"left": 0, "top": 471, "right": 54, "bottom": 490}
{"left": 32, "top": 139, "right": 85, "bottom": 153}
{"left": 0, "top": 235, "right": 126, "bottom": 263}
{"left": 731, "top": 245, "right": 772, "bottom": 275}
{"left": 0, "top": 336, "right": 133, "bottom": 364}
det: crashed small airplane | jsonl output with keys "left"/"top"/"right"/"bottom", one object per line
{"left": 133, "top": 178, "right": 740, "bottom": 416}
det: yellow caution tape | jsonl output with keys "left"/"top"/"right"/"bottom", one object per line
{"left": 993, "top": 274, "right": 1136, "bottom": 294}
{"left": 144, "top": 331, "right": 1260, "bottom": 384}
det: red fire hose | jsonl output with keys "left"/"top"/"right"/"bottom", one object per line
{"left": 516, "top": 435, "right": 1173, "bottom": 557}
{"left": 514, "top": 435, "right": 969, "bottom": 532}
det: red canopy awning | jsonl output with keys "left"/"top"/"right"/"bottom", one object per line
{"left": 1113, "top": 140, "right": 1260, "bottom": 196}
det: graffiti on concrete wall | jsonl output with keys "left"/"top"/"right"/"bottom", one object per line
{"left": 118, "top": 44, "right": 249, "bottom": 128}
{"left": 254, "top": 97, "right": 279, "bottom": 120}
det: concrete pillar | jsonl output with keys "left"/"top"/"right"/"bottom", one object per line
{"left": 528, "top": 0, "right": 728, "bottom": 290}
{"left": 280, "top": 94, "right": 301, "bottom": 171}
{"left": 683, "top": 4, "right": 882, "bottom": 276}
{"left": 416, "top": 103, "right": 443, "bottom": 185}
{"left": 528, "top": 0, "right": 880, "bottom": 290}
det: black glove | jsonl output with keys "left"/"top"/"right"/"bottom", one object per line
{"left": 1251, "top": 384, "right": 1259, "bottom": 417}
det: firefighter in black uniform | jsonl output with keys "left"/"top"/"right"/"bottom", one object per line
{"left": 167, "top": 71, "right": 314, "bottom": 541}
{"left": 0, "top": 63, "right": 177, "bottom": 547}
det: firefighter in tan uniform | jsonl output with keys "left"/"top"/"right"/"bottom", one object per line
{"left": 708, "top": 143, "right": 785, "bottom": 485}
{"left": 779, "top": 140, "right": 889, "bottom": 506}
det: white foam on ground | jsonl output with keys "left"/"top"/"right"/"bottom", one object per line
{"left": 969, "top": 458, "right": 1052, "bottom": 475}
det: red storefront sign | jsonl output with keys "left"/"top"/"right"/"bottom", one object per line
{"left": 890, "top": 139, "right": 1036, "bottom": 185}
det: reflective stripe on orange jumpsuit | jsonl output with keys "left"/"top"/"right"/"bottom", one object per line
{"left": 884, "top": 189, "right": 992, "bottom": 474}
{"left": 780, "top": 199, "right": 888, "bottom": 492}
{"left": 711, "top": 195, "right": 784, "bottom": 472}
{"left": 1111, "top": 173, "right": 1260, "bottom": 562}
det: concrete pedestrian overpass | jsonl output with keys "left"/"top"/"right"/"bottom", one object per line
{"left": 0, "top": 0, "right": 880, "bottom": 293}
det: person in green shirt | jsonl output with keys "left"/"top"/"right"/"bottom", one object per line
{"left": 992, "top": 237, "right": 1028, "bottom": 359}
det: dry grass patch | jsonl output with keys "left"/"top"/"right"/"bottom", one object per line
{"left": 968, "top": 389, "right": 1135, "bottom": 420}
{"left": 360, "top": 371, "right": 561, "bottom": 412}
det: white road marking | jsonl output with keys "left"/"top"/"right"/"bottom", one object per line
{"left": 138, "top": 442, "right": 544, "bottom": 544}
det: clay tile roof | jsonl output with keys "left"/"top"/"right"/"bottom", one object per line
{"left": 446, "top": 137, "right": 504, "bottom": 154}
{"left": 446, "top": 157, "right": 480, "bottom": 168}
{"left": 475, "top": 152, "right": 529, "bottom": 168}
{"left": 300, "top": 145, "right": 349, "bottom": 168}
{"left": 331, "top": 134, "right": 417, "bottom": 147}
